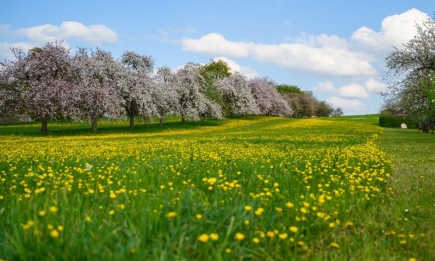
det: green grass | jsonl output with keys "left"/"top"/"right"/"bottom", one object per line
{"left": 0, "top": 115, "right": 433, "bottom": 260}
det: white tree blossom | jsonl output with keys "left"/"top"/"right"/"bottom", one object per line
{"left": 152, "top": 66, "right": 178, "bottom": 127}
{"left": 119, "top": 51, "right": 155, "bottom": 129}
{"left": 215, "top": 72, "right": 259, "bottom": 117}
{"left": 174, "top": 63, "right": 212, "bottom": 123}
{"left": 248, "top": 77, "right": 293, "bottom": 117}
{"left": 69, "top": 48, "right": 122, "bottom": 132}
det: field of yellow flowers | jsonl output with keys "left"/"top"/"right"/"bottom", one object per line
{"left": 1, "top": 115, "right": 430, "bottom": 260}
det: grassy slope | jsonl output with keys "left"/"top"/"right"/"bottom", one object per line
{"left": 0, "top": 115, "right": 434, "bottom": 260}
{"left": 319, "top": 115, "right": 435, "bottom": 261}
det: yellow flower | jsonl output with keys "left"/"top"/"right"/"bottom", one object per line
{"left": 330, "top": 242, "right": 339, "bottom": 248}
{"left": 244, "top": 220, "right": 250, "bottom": 225}
{"left": 49, "top": 206, "right": 58, "bottom": 213}
{"left": 57, "top": 225, "right": 64, "bottom": 231}
{"left": 244, "top": 206, "right": 252, "bottom": 211}
{"left": 297, "top": 241, "right": 305, "bottom": 246}
{"left": 38, "top": 210, "right": 46, "bottom": 217}
{"left": 254, "top": 208, "right": 264, "bottom": 216}
{"left": 285, "top": 202, "right": 294, "bottom": 208}
{"left": 300, "top": 207, "right": 307, "bottom": 214}
{"left": 86, "top": 216, "right": 92, "bottom": 222}
{"left": 166, "top": 212, "right": 177, "bottom": 218}
{"left": 267, "top": 231, "right": 275, "bottom": 238}
{"left": 275, "top": 207, "right": 282, "bottom": 212}
{"left": 400, "top": 240, "right": 407, "bottom": 245}
{"left": 409, "top": 258, "right": 417, "bottom": 261}
{"left": 195, "top": 214, "right": 202, "bottom": 219}
{"left": 225, "top": 248, "right": 231, "bottom": 253}
{"left": 47, "top": 224, "right": 54, "bottom": 230}
{"left": 252, "top": 237, "right": 260, "bottom": 243}
{"left": 234, "top": 233, "right": 245, "bottom": 241}
{"left": 198, "top": 234, "right": 209, "bottom": 243}
{"left": 50, "top": 230, "right": 59, "bottom": 238}
{"left": 210, "top": 233, "right": 219, "bottom": 241}
{"left": 109, "top": 210, "right": 115, "bottom": 215}
{"left": 289, "top": 226, "right": 298, "bottom": 233}
{"left": 329, "top": 223, "right": 335, "bottom": 228}
{"left": 279, "top": 233, "right": 288, "bottom": 239}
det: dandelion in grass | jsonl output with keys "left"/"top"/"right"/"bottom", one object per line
{"left": 49, "top": 206, "right": 58, "bottom": 213}
{"left": 38, "top": 210, "right": 46, "bottom": 217}
{"left": 86, "top": 216, "right": 92, "bottom": 222}
{"left": 234, "top": 233, "right": 245, "bottom": 241}
{"left": 330, "top": 242, "right": 339, "bottom": 248}
{"left": 210, "top": 233, "right": 219, "bottom": 241}
{"left": 50, "top": 230, "right": 59, "bottom": 238}
{"left": 244, "top": 206, "right": 252, "bottom": 211}
{"left": 253, "top": 238, "right": 260, "bottom": 243}
{"left": 286, "top": 202, "right": 294, "bottom": 208}
{"left": 254, "top": 208, "right": 264, "bottom": 216}
{"left": 166, "top": 212, "right": 177, "bottom": 218}
{"left": 267, "top": 231, "right": 275, "bottom": 238}
{"left": 195, "top": 214, "right": 202, "bottom": 219}
{"left": 225, "top": 248, "right": 231, "bottom": 253}
{"left": 109, "top": 210, "right": 115, "bottom": 215}
{"left": 279, "top": 233, "right": 288, "bottom": 239}
{"left": 198, "top": 234, "right": 209, "bottom": 243}
{"left": 290, "top": 226, "right": 298, "bottom": 233}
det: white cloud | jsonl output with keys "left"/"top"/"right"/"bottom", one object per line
{"left": 6, "top": 21, "right": 117, "bottom": 45}
{"left": 182, "top": 33, "right": 250, "bottom": 57}
{"left": 0, "top": 41, "right": 36, "bottom": 60}
{"left": 339, "top": 83, "right": 369, "bottom": 98}
{"left": 213, "top": 56, "right": 258, "bottom": 79}
{"left": 313, "top": 81, "right": 370, "bottom": 98}
{"left": 365, "top": 78, "right": 388, "bottom": 92}
{"left": 313, "top": 81, "right": 337, "bottom": 93}
{"left": 182, "top": 33, "right": 376, "bottom": 77}
{"left": 327, "top": 97, "right": 367, "bottom": 111}
{"left": 351, "top": 8, "right": 430, "bottom": 53}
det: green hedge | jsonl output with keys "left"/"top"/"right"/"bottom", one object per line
{"left": 379, "top": 115, "right": 418, "bottom": 128}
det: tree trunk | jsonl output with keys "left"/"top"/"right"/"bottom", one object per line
{"left": 159, "top": 117, "right": 163, "bottom": 127}
{"left": 40, "top": 117, "right": 48, "bottom": 134}
{"left": 129, "top": 115, "right": 135, "bottom": 129}
{"left": 181, "top": 116, "right": 185, "bottom": 124}
{"left": 92, "top": 118, "right": 98, "bottom": 133}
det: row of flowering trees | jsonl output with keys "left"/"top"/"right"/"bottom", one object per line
{"left": 0, "top": 41, "right": 332, "bottom": 133}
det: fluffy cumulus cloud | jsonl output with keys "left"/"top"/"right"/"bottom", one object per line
{"left": 0, "top": 41, "right": 35, "bottom": 60}
{"left": 10, "top": 21, "right": 118, "bottom": 45}
{"left": 182, "top": 33, "right": 376, "bottom": 77}
{"left": 0, "top": 22, "right": 117, "bottom": 60}
{"left": 213, "top": 56, "right": 258, "bottom": 79}
{"left": 327, "top": 97, "right": 367, "bottom": 111}
{"left": 351, "top": 8, "right": 430, "bottom": 54}
{"left": 313, "top": 81, "right": 370, "bottom": 99}
{"left": 364, "top": 78, "right": 388, "bottom": 92}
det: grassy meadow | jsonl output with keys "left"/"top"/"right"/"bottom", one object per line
{"left": 0, "top": 115, "right": 433, "bottom": 260}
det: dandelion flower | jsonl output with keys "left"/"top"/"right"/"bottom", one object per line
{"left": 198, "top": 234, "right": 209, "bottom": 243}
{"left": 253, "top": 237, "right": 260, "bottom": 243}
{"left": 50, "top": 230, "right": 59, "bottom": 238}
{"left": 166, "top": 212, "right": 177, "bottom": 218}
{"left": 244, "top": 206, "right": 252, "bottom": 211}
{"left": 38, "top": 210, "right": 46, "bottom": 217}
{"left": 330, "top": 242, "right": 339, "bottom": 248}
{"left": 195, "top": 214, "right": 202, "bottom": 219}
{"left": 210, "top": 233, "right": 219, "bottom": 241}
{"left": 279, "top": 233, "right": 288, "bottom": 239}
{"left": 234, "top": 233, "right": 245, "bottom": 241}
{"left": 290, "top": 226, "right": 298, "bottom": 233}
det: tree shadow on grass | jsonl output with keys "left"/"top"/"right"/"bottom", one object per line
{"left": 0, "top": 117, "right": 224, "bottom": 137}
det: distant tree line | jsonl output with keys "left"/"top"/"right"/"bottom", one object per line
{"left": 0, "top": 41, "right": 342, "bottom": 133}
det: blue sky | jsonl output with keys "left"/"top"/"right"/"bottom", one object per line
{"left": 1, "top": 1, "right": 433, "bottom": 115}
